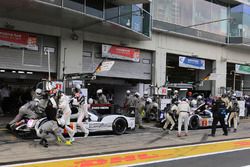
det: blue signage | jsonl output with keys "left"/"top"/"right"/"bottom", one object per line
{"left": 179, "top": 56, "right": 205, "bottom": 70}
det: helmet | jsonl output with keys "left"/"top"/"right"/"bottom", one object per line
{"left": 182, "top": 97, "right": 187, "bottom": 101}
{"left": 187, "top": 91, "right": 192, "bottom": 96}
{"left": 146, "top": 98, "right": 152, "bottom": 103}
{"left": 35, "top": 88, "right": 42, "bottom": 95}
{"left": 174, "top": 90, "right": 178, "bottom": 94}
{"left": 143, "top": 91, "right": 148, "bottom": 95}
{"left": 232, "top": 93, "right": 237, "bottom": 97}
{"left": 88, "top": 98, "right": 94, "bottom": 104}
{"left": 126, "top": 90, "right": 131, "bottom": 94}
{"left": 197, "top": 95, "right": 202, "bottom": 99}
{"left": 153, "top": 102, "right": 159, "bottom": 108}
{"left": 191, "top": 99, "right": 197, "bottom": 106}
{"left": 135, "top": 92, "right": 140, "bottom": 97}
{"left": 57, "top": 118, "right": 65, "bottom": 127}
{"left": 231, "top": 96, "right": 237, "bottom": 100}
{"left": 97, "top": 89, "right": 102, "bottom": 94}
{"left": 75, "top": 84, "right": 81, "bottom": 90}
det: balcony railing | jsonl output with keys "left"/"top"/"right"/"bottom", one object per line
{"left": 36, "top": 0, "right": 151, "bottom": 38}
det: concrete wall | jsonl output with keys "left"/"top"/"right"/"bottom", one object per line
{"left": 1, "top": 17, "right": 250, "bottom": 96}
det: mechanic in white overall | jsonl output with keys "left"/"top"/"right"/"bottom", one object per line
{"left": 72, "top": 84, "right": 89, "bottom": 138}
{"left": 58, "top": 91, "right": 75, "bottom": 142}
{"left": 177, "top": 98, "right": 191, "bottom": 137}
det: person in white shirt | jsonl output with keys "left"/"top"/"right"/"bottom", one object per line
{"left": 177, "top": 98, "right": 191, "bottom": 137}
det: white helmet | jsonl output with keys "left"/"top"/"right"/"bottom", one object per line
{"left": 146, "top": 98, "right": 152, "bottom": 103}
{"left": 126, "top": 90, "right": 131, "bottom": 94}
{"left": 153, "top": 102, "right": 159, "bottom": 108}
{"left": 174, "top": 90, "right": 178, "bottom": 94}
{"left": 75, "top": 84, "right": 81, "bottom": 90}
{"left": 88, "top": 98, "right": 94, "bottom": 104}
{"left": 57, "top": 118, "right": 65, "bottom": 127}
{"left": 143, "top": 91, "right": 148, "bottom": 95}
{"left": 97, "top": 89, "right": 102, "bottom": 94}
{"left": 35, "top": 88, "right": 42, "bottom": 95}
{"left": 197, "top": 95, "right": 202, "bottom": 99}
{"left": 135, "top": 92, "right": 140, "bottom": 97}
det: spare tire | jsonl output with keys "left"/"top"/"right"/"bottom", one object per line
{"left": 112, "top": 118, "right": 127, "bottom": 135}
{"left": 189, "top": 115, "right": 200, "bottom": 130}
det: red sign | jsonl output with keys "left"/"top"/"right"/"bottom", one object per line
{"left": 102, "top": 44, "right": 140, "bottom": 62}
{"left": 0, "top": 28, "right": 38, "bottom": 50}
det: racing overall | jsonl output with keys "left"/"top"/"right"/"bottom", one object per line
{"left": 228, "top": 100, "right": 239, "bottom": 132}
{"left": 9, "top": 99, "right": 41, "bottom": 125}
{"left": 177, "top": 101, "right": 190, "bottom": 136}
{"left": 58, "top": 93, "right": 75, "bottom": 141}
{"left": 163, "top": 104, "right": 178, "bottom": 131}
{"left": 36, "top": 120, "right": 68, "bottom": 147}
{"left": 72, "top": 93, "right": 89, "bottom": 137}
{"left": 211, "top": 98, "right": 228, "bottom": 136}
{"left": 97, "top": 94, "right": 108, "bottom": 104}
{"left": 131, "top": 96, "right": 143, "bottom": 128}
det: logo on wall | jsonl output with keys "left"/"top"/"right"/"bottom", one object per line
{"left": 235, "top": 64, "right": 250, "bottom": 75}
{"left": 102, "top": 44, "right": 140, "bottom": 62}
{"left": 0, "top": 28, "right": 38, "bottom": 51}
{"left": 179, "top": 56, "right": 205, "bottom": 70}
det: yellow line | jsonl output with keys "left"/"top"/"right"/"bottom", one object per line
{"left": 10, "top": 138, "right": 250, "bottom": 167}
{"left": 0, "top": 128, "right": 7, "bottom": 131}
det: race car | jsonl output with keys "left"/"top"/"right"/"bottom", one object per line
{"left": 69, "top": 109, "right": 135, "bottom": 135}
{"left": 188, "top": 103, "right": 230, "bottom": 129}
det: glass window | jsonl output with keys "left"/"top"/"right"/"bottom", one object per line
{"left": 132, "top": 5, "right": 143, "bottom": 33}
{"left": 242, "top": 5, "right": 250, "bottom": 39}
{"left": 230, "top": 4, "right": 244, "bottom": 37}
{"left": 63, "top": 0, "right": 84, "bottom": 12}
{"left": 153, "top": 0, "right": 227, "bottom": 36}
{"left": 105, "top": 1, "right": 119, "bottom": 23}
{"left": 86, "top": 0, "right": 103, "bottom": 18}
{"left": 120, "top": 5, "right": 132, "bottom": 28}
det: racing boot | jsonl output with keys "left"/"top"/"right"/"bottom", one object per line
{"left": 65, "top": 140, "right": 72, "bottom": 146}
{"left": 57, "top": 136, "right": 62, "bottom": 143}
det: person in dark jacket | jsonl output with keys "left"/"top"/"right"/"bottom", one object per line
{"left": 210, "top": 97, "right": 228, "bottom": 137}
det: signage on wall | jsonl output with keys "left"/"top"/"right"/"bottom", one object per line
{"left": 0, "top": 28, "right": 38, "bottom": 51}
{"left": 235, "top": 64, "right": 250, "bottom": 75}
{"left": 102, "top": 44, "right": 140, "bottom": 62}
{"left": 179, "top": 56, "right": 205, "bottom": 70}
{"left": 96, "top": 61, "right": 115, "bottom": 73}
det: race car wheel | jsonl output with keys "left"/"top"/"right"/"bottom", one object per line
{"left": 189, "top": 115, "right": 200, "bottom": 130}
{"left": 113, "top": 118, "right": 127, "bottom": 135}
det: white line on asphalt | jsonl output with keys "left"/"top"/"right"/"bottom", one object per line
{"left": 6, "top": 138, "right": 250, "bottom": 167}
{"left": 241, "top": 166, "right": 250, "bottom": 167}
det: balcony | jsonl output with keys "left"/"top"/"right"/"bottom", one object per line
{"left": 106, "top": 0, "right": 151, "bottom": 5}
{"left": 0, "top": 0, "right": 151, "bottom": 40}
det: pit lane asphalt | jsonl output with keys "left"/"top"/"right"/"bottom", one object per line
{"left": 1, "top": 120, "right": 250, "bottom": 166}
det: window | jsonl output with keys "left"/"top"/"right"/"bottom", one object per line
{"left": 120, "top": 5, "right": 132, "bottom": 28}
{"left": 105, "top": 1, "right": 119, "bottom": 23}
{"left": 86, "top": 0, "right": 103, "bottom": 18}
{"left": 63, "top": 0, "right": 84, "bottom": 12}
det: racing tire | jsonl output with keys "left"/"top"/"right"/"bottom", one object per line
{"left": 189, "top": 115, "right": 200, "bottom": 130}
{"left": 112, "top": 118, "right": 127, "bottom": 135}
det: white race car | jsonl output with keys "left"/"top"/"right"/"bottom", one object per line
{"left": 69, "top": 109, "right": 135, "bottom": 135}
{"left": 188, "top": 103, "right": 230, "bottom": 129}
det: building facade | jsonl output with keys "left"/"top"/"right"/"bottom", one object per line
{"left": 0, "top": 0, "right": 250, "bottom": 107}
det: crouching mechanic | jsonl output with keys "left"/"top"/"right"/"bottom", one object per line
{"left": 8, "top": 89, "right": 43, "bottom": 127}
{"left": 36, "top": 118, "right": 71, "bottom": 147}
